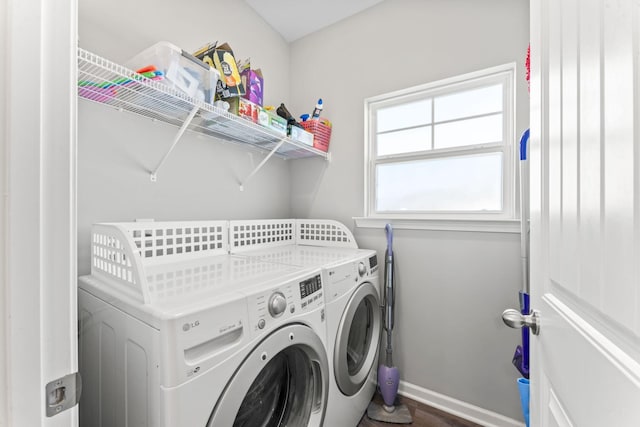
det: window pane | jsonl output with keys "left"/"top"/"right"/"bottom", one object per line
{"left": 376, "top": 99, "right": 431, "bottom": 132}
{"left": 376, "top": 153, "right": 503, "bottom": 211}
{"left": 434, "top": 84, "right": 502, "bottom": 122}
{"left": 377, "top": 126, "right": 432, "bottom": 156}
{"left": 434, "top": 114, "right": 502, "bottom": 149}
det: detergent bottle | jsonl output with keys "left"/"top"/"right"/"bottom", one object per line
{"left": 311, "top": 98, "right": 323, "bottom": 119}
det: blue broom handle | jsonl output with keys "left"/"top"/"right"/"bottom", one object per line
{"left": 518, "top": 129, "right": 531, "bottom": 377}
{"left": 519, "top": 129, "right": 530, "bottom": 294}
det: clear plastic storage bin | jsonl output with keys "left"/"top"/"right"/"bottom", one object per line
{"left": 125, "top": 41, "right": 219, "bottom": 104}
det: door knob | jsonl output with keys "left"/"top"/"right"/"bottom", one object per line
{"left": 502, "top": 309, "right": 540, "bottom": 335}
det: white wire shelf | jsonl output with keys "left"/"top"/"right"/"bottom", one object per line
{"left": 77, "top": 48, "right": 328, "bottom": 185}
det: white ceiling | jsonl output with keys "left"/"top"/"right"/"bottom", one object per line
{"left": 244, "top": 0, "right": 385, "bottom": 42}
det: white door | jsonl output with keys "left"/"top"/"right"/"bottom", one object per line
{"left": 529, "top": 0, "right": 640, "bottom": 425}
{"left": 2, "top": 0, "right": 78, "bottom": 425}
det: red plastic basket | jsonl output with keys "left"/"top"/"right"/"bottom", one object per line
{"left": 300, "top": 119, "right": 332, "bottom": 152}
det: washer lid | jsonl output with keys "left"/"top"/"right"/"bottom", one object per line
{"left": 81, "top": 254, "right": 318, "bottom": 320}
{"left": 238, "top": 245, "right": 375, "bottom": 269}
{"left": 145, "top": 255, "right": 303, "bottom": 311}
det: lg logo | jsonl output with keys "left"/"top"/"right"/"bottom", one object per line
{"left": 182, "top": 320, "right": 200, "bottom": 331}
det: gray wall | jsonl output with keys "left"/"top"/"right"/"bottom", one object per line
{"left": 288, "top": 0, "right": 529, "bottom": 421}
{"left": 77, "top": 0, "right": 293, "bottom": 274}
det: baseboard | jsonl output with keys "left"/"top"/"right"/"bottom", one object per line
{"left": 398, "top": 381, "right": 525, "bottom": 427}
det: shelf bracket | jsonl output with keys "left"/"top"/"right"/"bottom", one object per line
{"left": 239, "top": 138, "right": 287, "bottom": 191}
{"left": 150, "top": 104, "right": 200, "bottom": 182}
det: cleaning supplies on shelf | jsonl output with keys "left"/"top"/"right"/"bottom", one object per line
{"left": 311, "top": 98, "right": 323, "bottom": 118}
{"left": 276, "top": 103, "right": 297, "bottom": 125}
{"left": 274, "top": 103, "right": 315, "bottom": 146}
{"left": 300, "top": 119, "right": 331, "bottom": 152}
{"left": 77, "top": 46, "right": 329, "bottom": 187}
{"left": 238, "top": 58, "right": 264, "bottom": 107}
{"left": 193, "top": 42, "right": 245, "bottom": 98}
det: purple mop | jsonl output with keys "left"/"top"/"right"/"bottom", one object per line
{"left": 366, "top": 224, "right": 412, "bottom": 424}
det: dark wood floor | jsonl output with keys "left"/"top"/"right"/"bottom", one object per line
{"left": 358, "top": 394, "right": 484, "bottom": 427}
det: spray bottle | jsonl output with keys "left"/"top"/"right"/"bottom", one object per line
{"left": 311, "top": 98, "right": 323, "bottom": 119}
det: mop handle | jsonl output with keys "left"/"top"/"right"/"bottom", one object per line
{"left": 385, "top": 253, "right": 395, "bottom": 366}
{"left": 384, "top": 224, "right": 395, "bottom": 367}
{"left": 385, "top": 258, "right": 395, "bottom": 367}
{"left": 386, "top": 324, "right": 394, "bottom": 367}
{"left": 384, "top": 224, "right": 394, "bottom": 333}
{"left": 385, "top": 224, "right": 393, "bottom": 257}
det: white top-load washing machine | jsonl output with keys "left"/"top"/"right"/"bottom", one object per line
{"left": 229, "top": 219, "right": 382, "bottom": 427}
{"left": 78, "top": 221, "right": 329, "bottom": 427}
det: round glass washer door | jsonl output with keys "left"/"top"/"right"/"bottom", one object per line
{"left": 334, "top": 281, "right": 382, "bottom": 396}
{"left": 208, "top": 324, "right": 328, "bottom": 427}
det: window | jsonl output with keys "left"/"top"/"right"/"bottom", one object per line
{"left": 364, "top": 64, "right": 516, "bottom": 222}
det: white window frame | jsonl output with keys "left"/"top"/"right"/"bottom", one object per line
{"left": 360, "top": 63, "right": 518, "bottom": 231}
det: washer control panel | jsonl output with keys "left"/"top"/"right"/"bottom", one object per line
{"left": 248, "top": 272, "right": 324, "bottom": 335}
{"left": 369, "top": 254, "right": 378, "bottom": 273}
{"left": 299, "top": 274, "right": 323, "bottom": 309}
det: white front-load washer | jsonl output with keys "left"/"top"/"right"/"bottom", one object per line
{"left": 78, "top": 247, "right": 329, "bottom": 427}
{"left": 234, "top": 243, "right": 382, "bottom": 427}
{"left": 323, "top": 253, "right": 381, "bottom": 427}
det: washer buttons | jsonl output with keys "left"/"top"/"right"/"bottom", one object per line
{"left": 258, "top": 319, "right": 266, "bottom": 329}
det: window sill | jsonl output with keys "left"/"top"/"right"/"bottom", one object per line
{"left": 353, "top": 217, "right": 522, "bottom": 233}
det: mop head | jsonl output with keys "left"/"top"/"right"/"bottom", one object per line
{"left": 366, "top": 401, "right": 413, "bottom": 424}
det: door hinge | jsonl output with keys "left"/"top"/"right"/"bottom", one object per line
{"left": 45, "top": 372, "right": 82, "bottom": 417}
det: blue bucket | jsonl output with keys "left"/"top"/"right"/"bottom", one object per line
{"left": 517, "top": 377, "right": 530, "bottom": 427}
